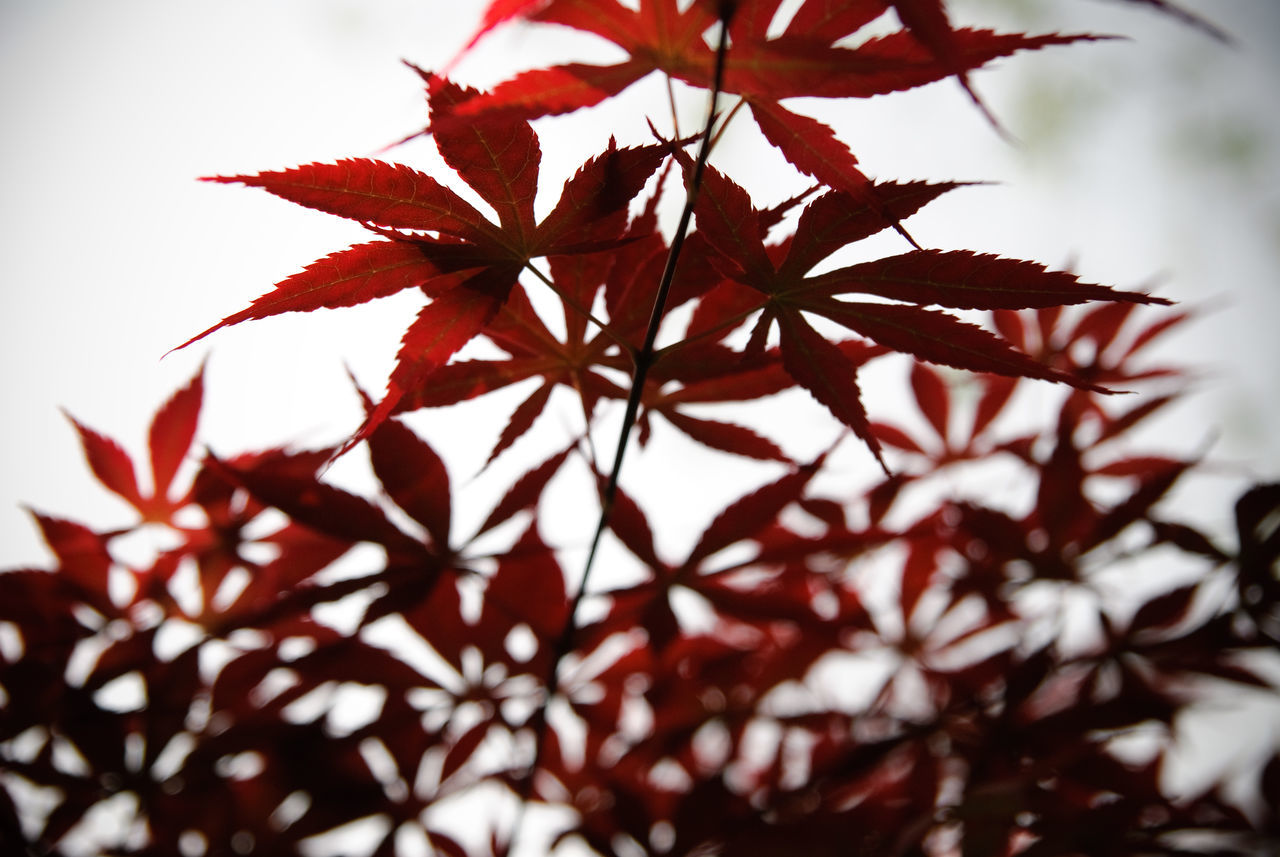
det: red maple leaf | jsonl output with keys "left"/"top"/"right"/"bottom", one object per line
{"left": 180, "top": 77, "right": 665, "bottom": 454}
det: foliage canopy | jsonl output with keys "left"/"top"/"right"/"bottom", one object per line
{"left": 2, "top": 2, "right": 1277, "bottom": 855}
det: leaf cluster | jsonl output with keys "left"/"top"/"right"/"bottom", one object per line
{"left": 2, "top": 2, "right": 1276, "bottom": 856}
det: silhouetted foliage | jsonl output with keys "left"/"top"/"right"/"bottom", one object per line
{"left": 3, "top": 2, "right": 1277, "bottom": 855}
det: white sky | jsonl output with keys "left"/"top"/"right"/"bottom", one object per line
{"left": 2, "top": 0, "right": 1278, "bottom": 570}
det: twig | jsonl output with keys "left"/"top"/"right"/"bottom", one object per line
{"left": 499, "top": 5, "right": 738, "bottom": 854}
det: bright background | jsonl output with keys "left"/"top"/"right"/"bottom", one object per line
{"left": 2, "top": 0, "right": 1279, "bottom": 852}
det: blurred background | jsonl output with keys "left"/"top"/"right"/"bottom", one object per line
{"left": 1, "top": 0, "right": 1277, "bottom": 580}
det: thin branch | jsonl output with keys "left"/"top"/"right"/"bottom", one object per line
{"left": 572, "top": 373, "right": 601, "bottom": 472}
{"left": 499, "top": 7, "right": 738, "bottom": 854}
{"left": 667, "top": 75, "right": 682, "bottom": 140}
{"left": 709, "top": 96, "right": 747, "bottom": 150}
{"left": 574, "top": 18, "right": 735, "bottom": 625}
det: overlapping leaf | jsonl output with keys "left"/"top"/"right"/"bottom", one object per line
{"left": 182, "top": 77, "right": 665, "bottom": 451}
{"left": 681, "top": 162, "right": 1168, "bottom": 465}
{"left": 453, "top": 0, "right": 1099, "bottom": 222}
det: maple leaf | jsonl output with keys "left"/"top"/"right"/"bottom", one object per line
{"left": 61, "top": 362, "right": 206, "bottom": 523}
{"left": 181, "top": 76, "right": 665, "bottom": 453}
{"left": 392, "top": 215, "right": 804, "bottom": 465}
{"left": 583, "top": 452, "right": 883, "bottom": 656}
{"left": 682, "top": 162, "right": 1169, "bottom": 467}
{"left": 886, "top": 0, "right": 1007, "bottom": 133}
{"left": 869, "top": 363, "right": 1022, "bottom": 481}
{"left": 453, "top": 0, "right": 1100, "bottom": 234}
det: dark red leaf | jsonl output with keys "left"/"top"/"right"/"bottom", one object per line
{"left": 449, "top": 0, "right": 550, "bottom": 66}
{"left": 890, "top": 0, "right": 1005, "bottom": 130}
{"left": 868, "top": 473, "right": 912, "bottom": 524}
{"left": 871, "top": 420, "right": 926, "bottom": 455}
{"left": 1128, "top": 584, "right": 1197, "bottom": 634}
{"left": 991, "top": 307, "right": 1030, "bottom": 352}
{"left": 685, "top": 279, "right": 768, "bottom": 342}
{"left": 175, "top": 241, "right": 476, "bottom": 350}
{"left": 214, "top": 452, "right": 416, "bottom": 553}
{"left": 606, "top": 484, "right": 664, "bottom": 571}
{"left": 1119, "top": 309, "right": 1190, "bottom": 363}
{"left": 686, "top": 457, "right": 823, "bottom": 566}
{"left": 429, "top": 77, "right": 542, "bottom": 244}
{"left": 776, "top": 310, "right": 886, "bottom": 471}
{"left": 747, "top": 98, "right": 903, "bottom": 244}
{"left": 203, "top": 159, "right": 495, "bottom": 242}
{"left": 1069, "top": 300, "right": 1138, "bottom": 356}
{"left": 348, "top": 269, "right": 514, "bottom": 454}
{"left": 451, "top": 60, "right": 653, "bottom": 122}
{"left": 780, "top": 182, "right": 962, "bottom": 279}
{"left": 910, "top": 363, "right": 949, "bottom": 445}
{"left": 660, "top": 409, "right": 788, "bottom": 462}
{"left": 784, "top": 0, "right": 886, "bottom": 40}
{"left": 809, "top": 250, "right": 1170, "bottom": 309}
{"left": 900, "top": 535, "right": 939, "bottom": 623}
{"left": 805, "top": 300, "right": 1108, "bottom": 392}
{"left": 367, "top": 416, "right": 453, "bottom": 550}
{"left": 1035, "top": 411, "right": 1090, "bottom": 551}
{"left": 474, "top": 445, "right": 573, "bottom": 537}
{"left": 537, "top": 138, "right": 667, "bottom": 254}
{"left": 1088, "top": 457, "right": 1190, "bottom": 551}
{"left": 809, "top": 28, "right": 1103, "bottom": 100}
{"left": 147, "top": 362, "right": 205, "bottom": 505}
{"left": 1148, "top": 521, "right": 1227, "bottom": 562}
{"left": 690, "top": 164, "right": 773, "bottom": 282}
{"left": 970, "top": 372, "right": 1018, "bottom": 439}
{"left": 485, "top": 523, "right": 569, "bottom": 642}
{"left": 486, "top": 382, "right": 554, "bottom": 467}
{"left": 395, "top": 358, "right": 546, "bottom": 411}
{"left": 30, "top": 513, "right": 114, "bottom": 606}
{"left": 64, "top": 413, "right": 143, "bottom": 509}
{"left": 442, "top": 719, "right": 493, "bottom": 782}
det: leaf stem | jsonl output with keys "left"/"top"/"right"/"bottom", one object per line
{"left": 521, "top": 260, "right": 631, "bottom": 353}
{"left": 572, "top": 374, "right": 601, "bottom": 471}
{"left": 710, "top": 96, "right": 747, "bottom": 150}
{"left": 652, "top": 299, "right": 770, "bottom": 358}
{"left": 667, "top": 76, "right": 682, "bottom": 140}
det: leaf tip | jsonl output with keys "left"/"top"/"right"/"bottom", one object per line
{"left": 165, "top": 322, "right": 224, "bottom": 359}
{"left": 198, "top": 174, "right": 246, "bottom": 186}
